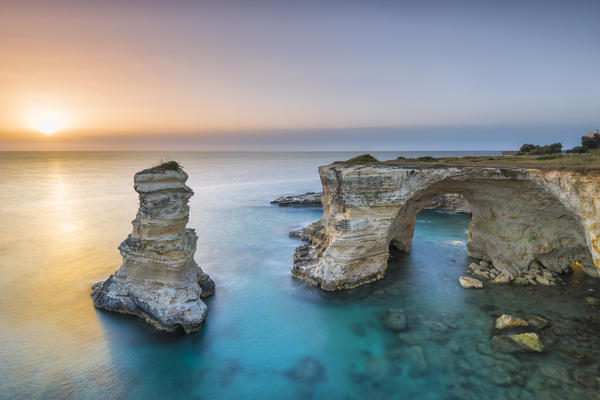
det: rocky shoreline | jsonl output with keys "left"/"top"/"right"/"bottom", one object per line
{"left": 289, "top": 164, "right": 600, "bottom": 291}
{"left": 273, "top": 192, "right": 472, "bottom": 213}
{"left": 91, "top": 164, "right": 214, "bottom": 333}
{"left": 459, "top": 258, "right": 567, "bottom": 289}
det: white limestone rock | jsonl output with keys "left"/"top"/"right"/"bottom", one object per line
{"left": 459, "top": 276, "right": 483, "bottom": 288}
{"left": 292, "top": 163, "right": 599, "bottom": 290}
{"left": 91, "top": 164, "right": 214, "bottom": 333}
{"left": 495, "top": 314, "right": 529, "bottom": 330}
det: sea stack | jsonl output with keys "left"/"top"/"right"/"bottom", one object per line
{"left": 91, "top": 162, "right": 214, "bottom": 333}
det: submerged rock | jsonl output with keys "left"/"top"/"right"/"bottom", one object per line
{"left": 558, "top": 349, "right": 592, "bottom": 365}
{"left": 284, "top": 357, "right": 326, "bottom": 384}
{"left": 584, "top": 296, "right": 600, "bottom": 305}
{"left": 383, "top": 309, "right": 407, "bottom": 331}
{"left": 406, "top": 345, "right": 428, "bottom": 374}
{"left": 495, "top": 314, "right": 529, "bottom": 330}
{"left": 459, "top": 276, "right": 483, "bottom": 288}
{"left": 492, "top": 332, "right": 544, "bottom": 353}
{"left": 91, "top": 164, "right": 214, "bottom": 333}
{"left": 527, "top": 315, "right": 550, "bottom": 330}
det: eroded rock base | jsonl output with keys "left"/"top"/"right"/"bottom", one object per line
{"left": 92, "top": 166, "right": 214, "bottom": 333}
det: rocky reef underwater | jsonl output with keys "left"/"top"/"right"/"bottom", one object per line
{"left": 282, "top": 184, "right": 600, "bottom": 399}
{"left": 300, "top": 211, "right": 600, "bottom": 400}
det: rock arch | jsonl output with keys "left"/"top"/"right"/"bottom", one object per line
{"left": 292, "top": 164, "right": 600, "bottom": 290}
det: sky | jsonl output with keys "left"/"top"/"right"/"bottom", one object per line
{"left": 0, "top": 0, "right": 598, "bottom": 150}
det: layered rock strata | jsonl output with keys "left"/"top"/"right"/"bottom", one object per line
{"left": 292, "top": 164, "right": 600, "bottom": 290}
{"left": 272, "top": 192, "right": 322, "bottom": 206}
{"left": 91, "top": 165, "right": 214, "bottom": 333}
{"left": 274, "top": 191, "right": 471, "bottom": 213}
{"left": 425, "top": 193, "right": 471, "bottom": 214}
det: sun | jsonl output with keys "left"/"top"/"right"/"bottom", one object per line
{"left": 28, "top": 110, "right": 67, "bottom": 135}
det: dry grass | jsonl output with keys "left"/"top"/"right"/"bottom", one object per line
{"left": 381, "top": 153, "right": 600, "bottom": 171}
{"left": 334, "top": 152, "right": 600, "bottom": 171}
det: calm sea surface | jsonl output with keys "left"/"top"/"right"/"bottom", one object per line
{"left": 1, "top": 151, "right": 599, "bottom": 399}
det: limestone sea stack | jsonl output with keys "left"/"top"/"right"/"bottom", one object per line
{"left": 91, "top": 163, "right": 214, "bottom": 333}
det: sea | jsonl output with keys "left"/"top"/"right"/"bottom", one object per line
{"left": 1, "top": 151, "right": 599, "bottom": 399}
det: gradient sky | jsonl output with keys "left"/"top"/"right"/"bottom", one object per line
{"left": 1, "top": 0, "right": 598, "bottom": 150}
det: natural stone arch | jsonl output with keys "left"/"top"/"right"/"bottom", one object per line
{"left": 292, "top": 164, "right": 600, "bottom": 290}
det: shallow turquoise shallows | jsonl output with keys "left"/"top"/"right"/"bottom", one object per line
{"left": 1, "top": 151, "right": 599, "bottom": 400}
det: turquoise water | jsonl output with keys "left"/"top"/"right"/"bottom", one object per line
{"left": 1, "top": 151, "right": 599, "bottom": 399}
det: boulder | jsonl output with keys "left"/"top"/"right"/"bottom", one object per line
{"left": 527, "top": 315, "right": 550, "bottom": 330}
{"left": 383, "top": 309, "right": 407, "bottom": 331}
{"left": 495, "top": 314, "right": 529, "bottom": 330}
{"left": 492, "top": 333, "right": 544, "bottom": 353}
{"left": 472, "top": 270, "right": 490, "bottom": 280}
{"left": 535, "top": 276, "right": 552, "bottom": 286}
{"left": 469, "top": 262, "right": 486, "bottom": 272}
{"left": 513, "top": 277, "right": 529, "bottom": 286}
{"left": 492, "top": 271, "right": 511, "bottom": 284}
{"left": 584, "top": 296, "right": 600, "bottom": 305}
{"left": 459, "top": 276, "right": 483, "bottom": 288}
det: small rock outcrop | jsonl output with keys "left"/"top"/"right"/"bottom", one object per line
{"left": 271, "top": 192, "right": 322, "bottom": 206}
{"left": 495, "top": 314, "right": 529, "bottom": 330}
{"left": 91, "top": 163, "right": 214, "bottom": 333}
{"left": 459, "top": 276, "right": 483, "bottom": 289}
{"left": 273, "top": 191, "right": 471, "bottom": 213}
{"left": 466, "top": 258, "right": 565, "bottom": 287}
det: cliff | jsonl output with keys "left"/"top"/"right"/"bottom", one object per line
{"left": 91, "top": 164, "right": 214, "bottom": 333}
{"left": 292, "top": 163, "right": 600, "bottom": 290}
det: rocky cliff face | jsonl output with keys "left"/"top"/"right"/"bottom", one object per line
{"left": 292, "top": 164, "right": 600, "bottom": 290}
{"left": 273, "top": 191, "right": 471, "bottom": 213}
{"left": 91, "top": 165, "right": 214, "bottom": 333}
{"left": 425, "top": 193, "right": 471, "bottom": 213}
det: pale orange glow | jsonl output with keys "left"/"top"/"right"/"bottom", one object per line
{"left": 27, "top": 109, "right": 67, "bottom": 135}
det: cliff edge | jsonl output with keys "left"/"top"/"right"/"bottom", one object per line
{"left": 292, "top": 163, "right": 600, "bottom": 290}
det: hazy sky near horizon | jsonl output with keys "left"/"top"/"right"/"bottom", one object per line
{"left": 1, "top": 0, "right": 599, "bottom": 150}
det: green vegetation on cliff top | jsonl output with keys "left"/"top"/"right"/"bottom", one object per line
{"left": 344, "top": 154, "right": 379, "bottom": 164}
{"left": 339, "top": 153, "right": 600, "bottom": 170}
{"left": 141, "top": 160, "right": 183, "bottom": 173}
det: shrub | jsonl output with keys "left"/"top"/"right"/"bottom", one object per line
{"left": 142, "top": 160, "right": 182, "bottom": 173}
{"left": 520, "top": 144, "right": 537, "bottom": 153}
{"left": 155, "top": 161, "right": 181, "bottom": 170}
{"left": 582, "top": 133, "right": 600, "bottom": 152}
{"left": 396, "top": 156, "right": 406, "bottom": 160}
{"left": 566, "top": 146, "right": 585, "bottom": 154}
{"left": 518, "top": 142, "right": 562, "bottom": 155}
{"left": 345, "top": 154, "right": 378, "bottom": 164}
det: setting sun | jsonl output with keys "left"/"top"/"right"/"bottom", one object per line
{"left": 28, "top": 110, "right": 66, "bottom": 135}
